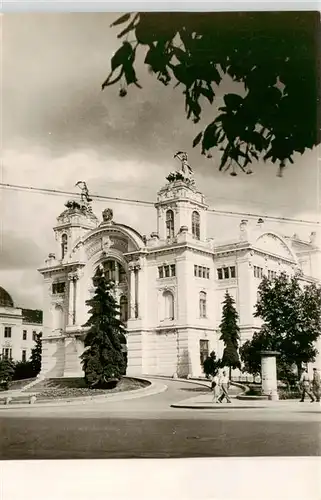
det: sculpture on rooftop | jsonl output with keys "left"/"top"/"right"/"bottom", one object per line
{"left": 75, "top": 181, "right": 92, "bottom": 204}
{"left": 166, "top": 151, "right": 195, "bottom": 185}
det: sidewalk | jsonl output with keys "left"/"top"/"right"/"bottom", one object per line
{"left": 171, "top": 392, "right": 321, "bottom": 412}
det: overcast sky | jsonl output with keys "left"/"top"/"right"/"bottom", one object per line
{"left": 1, "top": 12, "right": 320, "bottom": 309}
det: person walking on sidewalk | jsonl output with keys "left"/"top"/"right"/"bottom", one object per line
{"left": 299, "top": 368, "right": 315, "bottom": 402}
{"left": 218, "top": 370, "right": 231, "bottom": 403}
{"left": 211, "top": 373, "right": 220, "bottom": 403}
{"left": 312, "top": 368, "right": 320, "bottom": 402}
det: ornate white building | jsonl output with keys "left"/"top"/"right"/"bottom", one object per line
{"left": 0, "top": 287, "right": 43, "bottom": 362}
{"left": 38, "top": 159, "right": 321, "bottom": 378}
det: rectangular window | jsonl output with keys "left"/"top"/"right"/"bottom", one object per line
{"left": 223, "top": 267, "right": 229, "bottom": 279}
{"left": 32, "top": 331, "right": 37, "bottom": 342}
{"left": 2, "top": 348, "right": 12, "bottom": 360}
{"left": 198, "top": 267, "right": 202, "bottom": 278}
{"left": 194, "top": 265, "right": 198, "bottom": 277}
{"left": 23, "top": 330, "right": 27, "bottom": 340}
{"left": 4, "top": 327, "right": 12, "bottom": 338}
{"left": 22, "top": 350, "right": 27, "bottom": 362}
{"left": 202, "top": 267, "right": 206, "bottom": 278}
{"left": 199, "top": 340, "right": 209, "bottom": 368}
{"left": 52, "top": 282, "right": 66, "bottom": 294}
{"left": 230, "top": 266, "right": 236, "bottom": 278}
{"left": 158, "top": 264, "right": 176, "bottom": 279}
{"left": 217, "top": 268, "right": 223, "bottom": 280}
{"left": 206, "top": 268, "right": 210, "bottom": 279}
{"left": 254, "top": 266, "right": 263, "bottom": 278}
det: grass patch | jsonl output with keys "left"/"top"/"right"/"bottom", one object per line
{"left": 17, "top": 377, "right": 150, "bottom": 401}
{"left": 8, "top": 378, "right": 37, "bottom": 390}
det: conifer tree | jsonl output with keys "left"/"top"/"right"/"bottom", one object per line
{"left": 219, "top": 290, "right": 241, "bottom": 379}
{"left": 81, "top": 266, "right": 126, "bottom": 388}
{"left": 30, "top": 333, "right": 42, "bottom": 376}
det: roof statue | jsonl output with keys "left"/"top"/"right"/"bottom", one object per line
{"left": 166, "top": 151, "right": 195, "bottom": 185}
{"left": 174, "top": 151, "right": 194, "bottom": 177}
{"left": 75, "top": 181, "right": 92, "bottom": 204}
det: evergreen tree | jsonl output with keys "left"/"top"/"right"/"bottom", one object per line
{"left": 0, "top": 355, "right": 15, "bottom": 390}
{"left": 30, "top": 332, "right": 42, "bottom": 376}
{"left": 219, "top": 290, "right": 241, "bottom": 379}
{"left": 81, "top": 266, "right": 126, "bottom": 388}
{"left": 254, "top": 273, "right": 321, "bottom": 377}
{"left": 203, "top": 350, "right": 220, "bottom": 378}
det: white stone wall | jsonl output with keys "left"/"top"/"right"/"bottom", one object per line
{"left": 40, "top": 337, "right": 65, "bottom": 378}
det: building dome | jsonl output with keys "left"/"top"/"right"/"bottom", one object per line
{"left": 0, "top": 287, "right": 14, "bottom": 308}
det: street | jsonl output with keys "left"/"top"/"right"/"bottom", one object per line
{"left": 0, "top": 379, "right": 320, "bottom": 459}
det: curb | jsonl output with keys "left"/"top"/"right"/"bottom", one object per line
{"left": 144, "top": 375, "right": 211, "bottom": 390}
{"left": 170, "top": 403, "right": 268, "bottom": 410}
{"left": 0, "top": 378, "right": 168, "bottom": 410}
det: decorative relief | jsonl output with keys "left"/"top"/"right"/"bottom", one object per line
{"left": 68, "top": 269, "right": 83, "bottom": 281}
{"left": 128, "top": 261, "right": 141, "bottom": 272}
{"left": 102, "top": 208, "right": 113, "bottom": 222}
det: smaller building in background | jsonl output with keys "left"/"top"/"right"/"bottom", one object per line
{"left": 0, "top": 286, "right": 43, "bottom": 362}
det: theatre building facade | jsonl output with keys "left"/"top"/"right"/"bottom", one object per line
{"left": 38, "top": 161, "right": 321, "bottom": 379}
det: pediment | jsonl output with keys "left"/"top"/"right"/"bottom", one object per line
{"left": 256, "top": 233, "right": 295, "bottom": 261}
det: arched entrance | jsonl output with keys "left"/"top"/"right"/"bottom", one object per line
{"left": 99, "top": 258, "right": 129, "bottom": 324}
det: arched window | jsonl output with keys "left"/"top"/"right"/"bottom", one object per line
{"left": 61, "top": 234, "right": 68, "bottom": 259}
{"left": 192, "top": 211, "right": 200, "bottom": 240}
{"left": 103, "top": 260, "right": 116, "bottom": 282}
{"left": 102, "top": 260, "right": 126, "bottom": 284}
{"left": 163, "top": 290, "right": 174, "bottom": 320}
{"left": 199, "top": 291, "right": 207, "bottom": 318}
{"left": 166, "top": 210, "right": 175, "bottom": 239}
{"left": 120, "top": 295, "right": 128, "bottom": 322}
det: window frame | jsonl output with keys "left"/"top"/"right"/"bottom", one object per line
{"left": 165, "top": 209, "right": 175, "bottom": 239}
{"left": 199, "top": 291, "right": 207, "bottom": 318}
{"left": 192, "top": 211, "right": 200, "bottom": 240}
{"left": 4, "top": 327, "right": 12, "bottom": 338}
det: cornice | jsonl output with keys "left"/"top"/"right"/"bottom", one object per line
{"left": 252, "top": 247, "right": 296, "bottom": 264}
{"left": 38, "top": 261, "right": 85, "bottom": 276}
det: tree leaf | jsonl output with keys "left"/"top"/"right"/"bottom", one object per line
{"left": 110, "top": 13, "right": 132, "bottom": 27}
{"left": 193, "top": 131, "right": 203, "bottom": 148}
{"left": 111, "top": 42, "right": 133, "bottom": 72}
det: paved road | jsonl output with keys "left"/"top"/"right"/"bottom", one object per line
{"left": 1, "top": 379, "right": 320, "bottom": 459}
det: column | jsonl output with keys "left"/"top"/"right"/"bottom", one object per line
{"left": 115, "top": 261, "right": 120, "bottom": 285}
{"left": 129, "top": 265, "right": 136, "bottom": 319}
{"left": 134, "top": 265, "right": 140, "bottom": 319}
{"left": 68, "top": 276, "right": 74, "bottom": 326}
{"left": 73, "top": 278, "right": 77, "bottom": 325}
{"left": 68, "top": 273, "right": 78, "bottom": 326}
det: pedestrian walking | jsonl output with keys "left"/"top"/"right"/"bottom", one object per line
{"left": 211, "top": 373, "right": 220, "bottom": 403}
{"left": 218, "top": 370, "right": 231, "bottom": 403}
{"left": 299, "top": 368, "right": 315, "bottom": 402}
{"left": 312, "top": 368, "right": 320, "bottom": 402}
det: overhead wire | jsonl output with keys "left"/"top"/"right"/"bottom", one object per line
{"left": 0, "top": 181, "right": 319, "bottom": 227}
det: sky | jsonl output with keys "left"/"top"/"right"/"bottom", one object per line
{"left": 1, "top": 12, "right": 320, "bottom": 309}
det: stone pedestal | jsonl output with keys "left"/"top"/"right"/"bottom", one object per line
{"left": 63, "top": 337, "right": 83, "bottom": 377}
{"left": 260, "top": 351, "right": 279, "bottom": 401}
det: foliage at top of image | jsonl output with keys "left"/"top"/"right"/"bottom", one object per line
{"left": 103, "top": 12, "right": 320, "bottom": 176}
